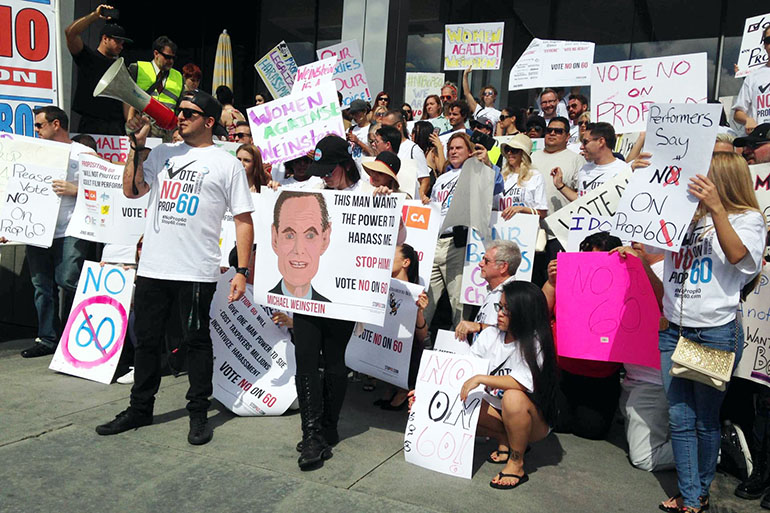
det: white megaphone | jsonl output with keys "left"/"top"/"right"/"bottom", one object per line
{"left": 93, "top": 57, "right": 177, "bottom": 130}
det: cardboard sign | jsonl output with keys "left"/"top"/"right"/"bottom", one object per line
{"left": 345, "top": 278, "right": 422, "bottom": 389}
{"left": 591, "top": 53, "right": 708, "bottom": 134}
{"left": 49, "top": 262, "right": 134, "bottom": 384}
{"left": 71, "top": 134, "right": 130, "bottom": 163}
{"left": 566, "top": 214, "right": 614, "bottom": 252}
{"left": 611, "top": 103, "right": 721, "bottom": 252}
{"left": 317, "top": 40, "right": 372, "bottom": 108}
{"left": 246, "top": 82, "right": 345, "bottom": 166}
{"left": 508, "top": 38, "right": 595, "bottom": 91}
{"left": 555, "top": 252, "right": 661, "bottom": 368}
{"left": 434, "top": 329, "right": 472, "bottom": 355}
{"left": 736, "top": 268, "right": 770, "bottom": 387}
{"left": 0, "top": 0, "right": 58, "bottom": 137}
{"left": 404, "top": 350, "right": 488, "bottom": 479}
{"left": 253, "top": 188, "right": 403, "bottom": 325}
{"left": 65, "top": 154, "right": 147, "bottom": 245}
{"left": 210, "top": 270, "right": 297, "bottom": 416}
{"left": 443, "top": 22, "right": 504, "bottom": 71}
{"left": 544, "top": 167, "right": 632, "bottom": 248}
{"left": 255, "top": 41, "right": 298, "bottom": 99}
{"left": 461, "top": 212, "right": 538, "bottom": 306}
{"left": 401, "top": 200, "right": 441, "bottom": 289}
{"left": 404, "top": 73, "right": 446, "bottom": 118}
{"left": 291, "top": 56, "right": 336, "bottom": 94}
{"left": 736, "top": 13, "right": 770, "bottom": 78}
{"left": 0, "top": 133, "right": 70, "bottom": 247}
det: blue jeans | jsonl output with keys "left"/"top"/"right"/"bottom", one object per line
{"left": 659, "top": 319, "right": 743, "bottom": 509}
{"left": 25, "top": 237, "right": 90, "bottom": 347}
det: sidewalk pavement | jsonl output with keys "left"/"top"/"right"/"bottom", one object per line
{"left": 0, "top": 338, "right": 758, "bottom": 513}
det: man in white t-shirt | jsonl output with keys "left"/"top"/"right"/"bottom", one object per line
{"left": 380, "top": 110, "right": 431, "bottom": 200}
{"left": 732, "top": 25, "right": 770, "bottom": 134}
{"left": 96, "top": 90, "right": 254, "bottom": 446}
{"left": 346, "top": 99, "right": 373, "bottom": 165}
{"left": 531, "top": 117, "right": 585, "bottom": 215}
{"left": 552, "top": 122, "right": 631, "bottom": 200}
{"left": 18, "top": 107, "right": 94, "bottom": 358}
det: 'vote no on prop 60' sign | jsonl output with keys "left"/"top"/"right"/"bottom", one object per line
{"left": 50, "top": 262, "right": 134, "bottom": 384}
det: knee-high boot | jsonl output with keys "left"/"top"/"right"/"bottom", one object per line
{"left": 321, "top": 372, "right": 349, "bottom": 445}
{"left": 296, "top": 373, "right": 332, "bottom": 469}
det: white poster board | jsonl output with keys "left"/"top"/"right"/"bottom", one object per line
{"left": 434, "top": 329, "right": 472, "bottom": 355}
{"left": 404, "top": 350, "right": 488, "bottom": 479}
{"left": 210, "top": 270, "right": 297, "bottom": 416}
{"left": 73, "top": 134, "right": 130, "bottom": 163}
{"left": 736, "top": 268, "right": 770, "bottom": 387}
{"left": 404, "top": 73, "right": 446, "bottom": 118}
{"left": 317, "top": 40, "right": 372, "bottom": 108}
{"left": 444, "top": 22, "right": 504, "bottom": 71}
{"left": 508, "top": 38, "right": 595, "bottom": 91}
{"left": 344, "top": 278, "right": 422, "bottom": 389}
{"left": 611, "top": 103, "right": 721, "bottom": 252}
{"left": 49, "top": 262, "right": 133, "bottom": 384}
{"left": 461, "top": 212, "right": 539, "bottom": 306}
{"left": 591, "top": 53, "right": 708, "bottom": 134}
{"left": 254, "top": 41, "right": 298, "bottom": 99}
{"left": 736, "top": 13, "right": 770, "bottom": 78}
{"left": 291, "top": 56, "right": 336, "bottom": 94}
{"left": 400, "top": 200, "right": 441, "bottom": 289}
{"left": 751, "top": 163, "right": 770, "bottom": 228}
{"left": 566, "top": 214, "right": 614, "bottom": 252}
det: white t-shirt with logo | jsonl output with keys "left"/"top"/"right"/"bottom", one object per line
{"left": 430, "top": 167, "right": 461, "bottom": 233}
{"left": 494, "top": 170, "right": 547, "bottom": 212}
{"left": 470, "top": 326, "right": 542, "bottom": 410}
{"left": 577, "top": 158, "right": 631, "bottom": 197}
{"left": 531, "top": 147, "right": 585, "bottom": 214}
{"left": 349, "top": 123, "right": 370, "bottom": 164}
{"left": 398, "top": 139, "right": 430, "bottom": 180}
{"left": 473, "top": 105, "right": 502, "bottom": 129}
{"left": 55, "top": 142, "right": 93, "bottom": 239}
{"left": 732, "top": 66, "right": 770, "bottom": 126}
{"left": 659, "top": 211, "right": 765, "bottom": 328}
{"left": 138, "top": 142, "right": 254, "bottom": 282}
{"left": 281, "top": 175, "right": 324, "bottom": 189}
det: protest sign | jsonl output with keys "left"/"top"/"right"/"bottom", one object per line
{"left": 591, "top": 53, "right": 707, "bottom": 134}
{"left": 544, "top": 167, "right": 632, "bottom": 248}
{"left": 555, "top": 252, "right": 661, "bottom": 368}
{"left": 611, "top": 103, "right": 721, "bottom": 252}
{"left": 736, "top": 268, "right": 770, "bottom": 387}
{"left": 219, "top": 210, "right": 236, "bottom": 267}
{"left": 615, "top": 132, "right": 641, "bottom": 160}
{"left": 254, "top": 41, "right": 298, "bottom": 99}
{"left": 345, "top": 278, "right": 422, "bottom": 389}
{"left": 434, "top": 329, "right": 471, "bottom": 355}
{"left": 566, "top": 214, "right": 614, "bottom": 252}
{"left": 246, "top": 82, "right": 345, "bottom": 166}
{"left": 49, "top": 262, "right": 134, "bottom": 384}
{"left": 440, "top": 158, "right": 495, "bottom": 239}
{"left": 443, "top": 22, "right": 504, "bottom": 71}
{"left": 70, "top": 134, "right": 130, "bottom": 163}
{"left": 461, "top": 212, "right": 538, "bottom": 306}
{"left": 212, "top": 139, "right": 241, "bottom": 158}
{"left": 736, "top": 13, "right": 770, "bottom": 78}
{"left": 751, "top": 163, "right": 770, "bottom": 228}
{"left": 0, "top": 134, "right": 70, "bottom": 247}
{"left": 65, "top": 154, "right": 147, "bottom": 245}
{"left": 291, "top": 56, "right": 336, "bottom": 94}
{"left": 404, "top": 73, "right": 446, "bottom": 118}
{"left": 0, "top": 0, "right": 58, "bottom": 136}
{"left": 404, "top": 350, "right": 488, "bottom": 479}
{"left": 401, "top": 200, "right": 441, "bottom": 289}
{"left": 508, "top": 38, "right": 594, "bottom": 91}
{"left": 317, "top": 40, "right": 372, "bottom": 107}
{"left": 253, "top": 188, "right": 403, "bottom": 325}
{"left": 210, "top": 269, "right": 297, "bottom": 415}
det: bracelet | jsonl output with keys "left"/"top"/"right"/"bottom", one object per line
{"left": 557, "top": 184, "right": 566, "bottom": 191}
{"left": 416, "top": 322, "right": 427, "bottom": 329}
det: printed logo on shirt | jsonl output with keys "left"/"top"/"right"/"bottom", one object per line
{"left": 157, "top": 158, "right": 210, "bottom": 226}
{"left": 757, "top": 83, "right": 770, "bottom": 120}
{"left": 498, "top": 183, "right": 525, "bottom": 210}
{"left": 667, "top": 225, "right": 714, "bottom": 297}
{"left": 434, "top": 176, "right": 459, "bottom": 209}
{"left": 580, "top": 174, "right": 604, "bottom": 196}
{"left": 402, "top": 205, "right": 431, "bottom": 230}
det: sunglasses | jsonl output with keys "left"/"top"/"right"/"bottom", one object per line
{"left": 503, "top": 146, "right": 523, "bottom": 155}
{"left": 158, "top": 50, "right": 176, "bottom": 60}
{"left": 179, "top": 107, "right": 204, "bottom": 119}
{"left": 746, "top": 141, "right": 770, "bottom": 150}
{"left": 546, "top": 127, "right": 566, "bottom": 135}
{"left": 578, "top": 121, "right": 590, "bottom": 127}
{"left": 378, "top": 97, "right": 390, "bottom": 103}
{"left": 234, "top": 132, "right": 251, "bottom": 139}
{"left": 764, "top": 36, "right": 770, "bottom": 45}
{"left": 482, "top": 91, "right": 495, "bottom": 97}
{"left": 440, "top": 95, "right": 453, "bottom": 101}
{"left": 499, "top": 114, "right": 509, "bottom": 121}
{"left": 34, "top": 122, "right": 47, "bottom": 129}
{"left": 581, "top": 137, "right": 599, "bottom": 146}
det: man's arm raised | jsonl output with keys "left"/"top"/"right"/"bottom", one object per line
{"left": 123, "top": 115, "right": 152, "bottom": 199}
{"left": 65, "top": 4, "right": 114, "bottom": 56}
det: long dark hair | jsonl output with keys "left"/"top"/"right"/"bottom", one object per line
{"left": 412, "top": 121, "right": 433, "bottom": 154}
{"left": 399, "top": 244, "right": 420, "bottom": 284}
{"left": 503, "top": 281, "right": 558, "bottom": 426}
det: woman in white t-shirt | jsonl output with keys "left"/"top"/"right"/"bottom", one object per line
{"left": 615, "top": 152, "right": 766, "bottom": 513}
{"left": 496, "top": 133, "right": 547, "bottom": 220}
{"left": 460, "top": 281, "right": 558, "bottom": 490}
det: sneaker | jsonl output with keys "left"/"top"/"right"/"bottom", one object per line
{"left": 188, "top": 416, "right": 213, "bottom": 445}
{"left": 21, "top": 340, "right": 56, "bottom": 358}
{"left": 95, "top": 408, "right": 152, "bottom": 436}
{"left": 116, "top": 367, "right": 134, "bottom": 385}
{"left": 720, "top": 422, "right": 753, "bottom": 481}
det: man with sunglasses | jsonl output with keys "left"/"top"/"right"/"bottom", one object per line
{"left": 566, "top": 94, "right": 588, "bottom": 145}
{"left": 233, "top": 121, "right": 253, "bottom": 144}
{"left": 735, "top": 123, "right": 770, "bottom": 166}
{"left": 733, "top": 26, "right": 770, "bottom": 135}
{"left": 127, "top": 36, "right": 183, "bottom": 141}
{"left": 532, "top": 117, "right": 585, "bottom": 214}
{"left": 96, "top": 90, "right": 255, "bottom": 446}
{"left": 65, "top": 4, "right": 132, "bottom": 135}
{"left": 440, "top": 82, "right": 459, "bottom": 116}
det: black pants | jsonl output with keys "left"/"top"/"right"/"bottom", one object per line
{"left": 293, "top": 314, "right": 354, "bottom": 378}
{"left": 130, "top": 277, "right": 216, "bottom": 417}
{"left": 555, "top": 368, "right": 621, "bottom": 440}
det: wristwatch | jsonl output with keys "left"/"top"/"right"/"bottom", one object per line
{"left": 235, "top": 267, "right": 250, "bottom": 278}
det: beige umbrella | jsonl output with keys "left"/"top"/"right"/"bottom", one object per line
{"left": 212, "top": 29, "right": 233, "bottom": 92}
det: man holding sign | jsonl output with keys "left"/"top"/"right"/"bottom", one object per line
{"left": 733, "top": 25, "right": 770, "bottom": 134}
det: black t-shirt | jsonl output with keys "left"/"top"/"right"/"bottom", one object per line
{"left": 71, "top": 45, "right": 124, "bottom": 122}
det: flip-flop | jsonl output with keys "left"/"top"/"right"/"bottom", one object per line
{"left": 490, "top": 472, "right": 529, "bottom": 490}
{"left": 486, "top": 450, "right": 510, "bottom": 463}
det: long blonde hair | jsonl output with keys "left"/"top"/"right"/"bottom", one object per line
{"left": 693, "top": 152, "right": 763, "bottom": 222}
{"left": 502, "top": 151, "right": 533, "bottom": 185}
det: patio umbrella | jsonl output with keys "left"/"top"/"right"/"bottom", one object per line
{"left": 212, "top": 29, "right": 233, "bottom": 93}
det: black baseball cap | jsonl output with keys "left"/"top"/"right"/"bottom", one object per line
{"left": 181, "top": 90, "right": 227, "bottom": 137}
{"left": 362, "top": 151, "right": 401, "bottom": 187}
{"left": 309, "top": 135, "right": 353, "bottom": 177}
{"left": 471, "top": 116, "right": 493, "bottom": 131}
{"left": 100, "top": 22, "right": 133, "bottom": 44}
{"left": 734, "top": 123, "right": 770, "bottom": 147}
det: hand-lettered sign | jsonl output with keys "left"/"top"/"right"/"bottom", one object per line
{"left": 566, "top": 214, "right": 614, "bottom": 252}
{"left": 316, "top": 40, "right": 371, "bottom": 108}
{"left": 255, "top": 41, "right": 298, "bottom": 99}
{"left": 50, "top": 262, "right": 134, "bottom": 384}
{"left": 291, "top": 56, "right": 336, "bottom": 94}
{"left": 69, "top": 134, "right": 130, "bottom": 163}
{"left": 736, "top": 13, "right": 770, "bottom": 78}
{"left": 751, "top": 163, "right": 770, "bottom": 230}
{"left": 611, "top": 103, "right": 721, "bottom": 252}
{"left": 591, "top": 53, "right": 707, "bottom": 134}
{"left": 404, "top": 73, "right": 446, "bottom": 118}
{"left": 444, "top": 22, "right": 504, "bottom": 71}
{"left": 555, "top": 252, "right": 661, "bottom": 368}
{"left": 401, "top": 200, "right": 442, "bottom": 289}
{"left": 736, "top": 268, "right": 770, "bottom": 387}
{"left": 404, "top": 350, "right": 488, "bottom": 479}
{"left": 210, "top": 269, "right": 297, "bottom": 416}
{"left": 461, "top": 212, "right": 538, "bottom": 306}
{"left": 508, "top": 38, "right": 595, "bottom": 91}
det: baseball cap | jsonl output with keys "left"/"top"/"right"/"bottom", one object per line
{"left": 349, "top": 99, "right": 369, "bottom": 113}
{"left": 100, "top": 22, "right": 133, "bottom": 44}
{"left": 362, "top": 151, "right": 401, "bottom": 187}
{"left": 734, "top": 123, "right": 770, "bottom": 147}
{"left": 181, "top": 90, "right": 227, "bottom": 137}
{"left": 309, "top": 135, "right": 353, "bottom": 177}
{"left": 471, "top": 116, "right": 493, "bottom": 132}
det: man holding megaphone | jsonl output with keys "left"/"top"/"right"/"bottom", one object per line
{"left": 96, "top": 90, "right": 255, "bottom": 446}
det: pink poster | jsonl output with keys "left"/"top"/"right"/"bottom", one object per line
{"left": 555, "top": 252, "right": 661, "bottom": 369}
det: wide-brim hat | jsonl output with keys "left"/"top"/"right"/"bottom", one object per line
{"left": 500, "top": 133, "right": 533, "bottom": 164}
{"left": 362, "top": 151, "right": 401, "bottom": 187}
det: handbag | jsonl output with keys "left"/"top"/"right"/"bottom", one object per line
{"left": 528, "top": 208, "right": 548, "bottom": 252}
{"left": 669, "top": 281, "right": 737, "bottom": 391}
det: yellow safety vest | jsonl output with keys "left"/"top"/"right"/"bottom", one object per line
{"left": 136, "top": 61, "right": 183, "bottom": 110}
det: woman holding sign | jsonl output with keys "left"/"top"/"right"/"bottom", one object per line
{"left": 495, "top": 133, "right": 547, "bottom": 220}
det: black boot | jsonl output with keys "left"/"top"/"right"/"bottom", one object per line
{"left": 738, "top": 410, "right": 770, "bottom": 500}
{"left": 296, "top": 374, "right": 332, "bottom": 470}
{"left": 320, "top": 373, "right": 348, "bottom": 446}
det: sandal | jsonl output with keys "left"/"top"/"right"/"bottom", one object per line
{"left": 486, "top": 450, "right": 509, "bottom": 463}
{"left": 659, "top": 494, "right": 708, "bottom": 513}
{"left": 489, "top": 472, "right": 528, "bottom": 490}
